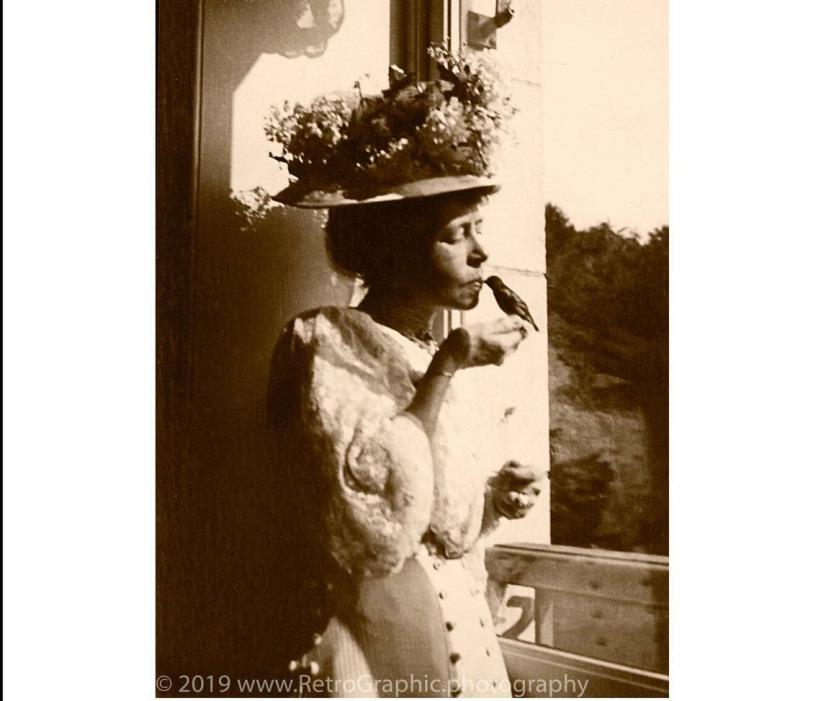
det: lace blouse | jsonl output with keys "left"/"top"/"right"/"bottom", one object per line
{"left": 268, "top": 306, "right": 505, "bottom": 580}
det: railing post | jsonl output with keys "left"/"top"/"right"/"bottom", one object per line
{"left": 534, "top": 589, "right": 554, "bottom": 647}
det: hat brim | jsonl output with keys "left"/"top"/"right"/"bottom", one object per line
{"left": 273, "top": 175, "right": 501, "bottom": 209}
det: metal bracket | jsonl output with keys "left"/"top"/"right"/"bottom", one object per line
{"left": 466, "top": 0, "right": 514, "bottom": 50}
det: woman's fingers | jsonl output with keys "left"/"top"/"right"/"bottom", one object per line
{"left": 491, "top": 328, "right": 525, "bottom": 365}
{"left": 493, "top": 489, "right": 535, "bottom": 519}
{"left": 494, "top": 318, "right": 527, "bottom": 342}
{"left": 493, "top": 463, "right": 545, "bottom": 489}
{"left": 484, "top": 314, "right": 521, "bottom": 333}
{"left": 459, "top": 315, "right": 528, "bottom": 368}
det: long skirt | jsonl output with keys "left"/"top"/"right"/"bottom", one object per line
{"left": 304, "top": 547, "right": 510, "bottom": 698}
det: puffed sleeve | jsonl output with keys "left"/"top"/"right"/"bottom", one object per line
{"left": 269, "top": 309, "right": 435, "bottom": 577}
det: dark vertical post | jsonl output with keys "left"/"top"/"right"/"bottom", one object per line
{"left": 156, "top": 0, "right": 202, "bottom": 679}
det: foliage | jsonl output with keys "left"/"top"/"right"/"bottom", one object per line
{"left": 546, "top": 204, "right": 668, "bottom": 350}
{"left": 546, "top": 204, "right": 669, "bottom": 554}
{"left": 549, "top": 448, "right": 619, "bottom": 549}
{"left": 265, "top": 45, "right": 516, "bottom": 195}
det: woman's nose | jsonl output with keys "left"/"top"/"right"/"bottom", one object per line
{"left": 470, "top": 237, "right": 489, "bottom": 266}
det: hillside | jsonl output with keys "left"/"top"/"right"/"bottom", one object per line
{"left": 546, "top": 205, "right": 668, "bottom": 554}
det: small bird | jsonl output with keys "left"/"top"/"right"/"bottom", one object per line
{"left": 485, "top": 276, "right": 540, "bottom": 331}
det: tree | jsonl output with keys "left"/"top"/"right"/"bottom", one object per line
{"left": 546, "top": 204, "right": 668, "bottom": 554}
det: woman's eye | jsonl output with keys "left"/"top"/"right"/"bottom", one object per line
{"left": 441, "top": 228, "right": 464, "bottom": 244}
{"left": 466, "top": 222, "right": 484, "bottom": 237}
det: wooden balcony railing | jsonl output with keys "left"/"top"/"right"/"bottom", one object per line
{"left": 487, "top": 544, "right": 669, "bottom": 698}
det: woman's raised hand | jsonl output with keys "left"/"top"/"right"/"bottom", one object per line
{"left": 441, "top": 315, "right": 528, "bottom": 370}
{"left": 411, "top": 316, "right": 527, "bottom": 438}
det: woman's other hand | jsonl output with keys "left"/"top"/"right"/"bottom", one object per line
{"left": 441, "top": 315, "right": 528, "bottom": 370}
{"left": 488, "top": 461, "right": 546, "bottom": 519}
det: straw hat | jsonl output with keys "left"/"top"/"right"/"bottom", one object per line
{"left": 268, "top": 45, "right": 514, "bottom": 208}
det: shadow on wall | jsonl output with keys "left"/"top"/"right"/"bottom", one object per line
{"left": 215, "top": 0, "right": 345, "bottom": 60}
{"left": 157, "top": 0, "right": 356, "bottom": 689}
{"left": 191, "top": 0, "right": 355, "bottom": 416}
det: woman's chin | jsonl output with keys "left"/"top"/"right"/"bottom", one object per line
{"left": 436, "top": 285, "right": 482, "bottom": 310}
{"left": 452, "top": 293, "right": 481, "bottom": 310}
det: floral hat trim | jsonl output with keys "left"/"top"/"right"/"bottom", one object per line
{"left": 267, "top": 45, "right": 515, "bottom": 208}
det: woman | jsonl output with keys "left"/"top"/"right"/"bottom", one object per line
{"left": 266, "top": 47, "right": 543, "bottom": 698}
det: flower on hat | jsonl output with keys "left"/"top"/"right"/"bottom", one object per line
{"left": 265, "top": 45, "right": 516, "bottom": 200}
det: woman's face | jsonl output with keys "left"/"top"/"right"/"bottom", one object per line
{"left": 410, "top": 195, "right": 489, "bottom": 310}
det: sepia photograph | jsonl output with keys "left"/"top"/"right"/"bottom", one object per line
{"left": 156, "top": 0, "right": 667, "bottom": 697}
{"left": 7, "top": 3, "right": 821, "bottom": 701}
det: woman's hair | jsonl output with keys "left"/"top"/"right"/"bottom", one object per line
{"left": 324, "top": 189, "right": 492, "bottom": 288}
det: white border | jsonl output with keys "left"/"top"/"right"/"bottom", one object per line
{"left": 671, "top": 1, "right": 821, "bottom": 699}
{"left": 4, "top": 2, "right": 155, "bottom": 700}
